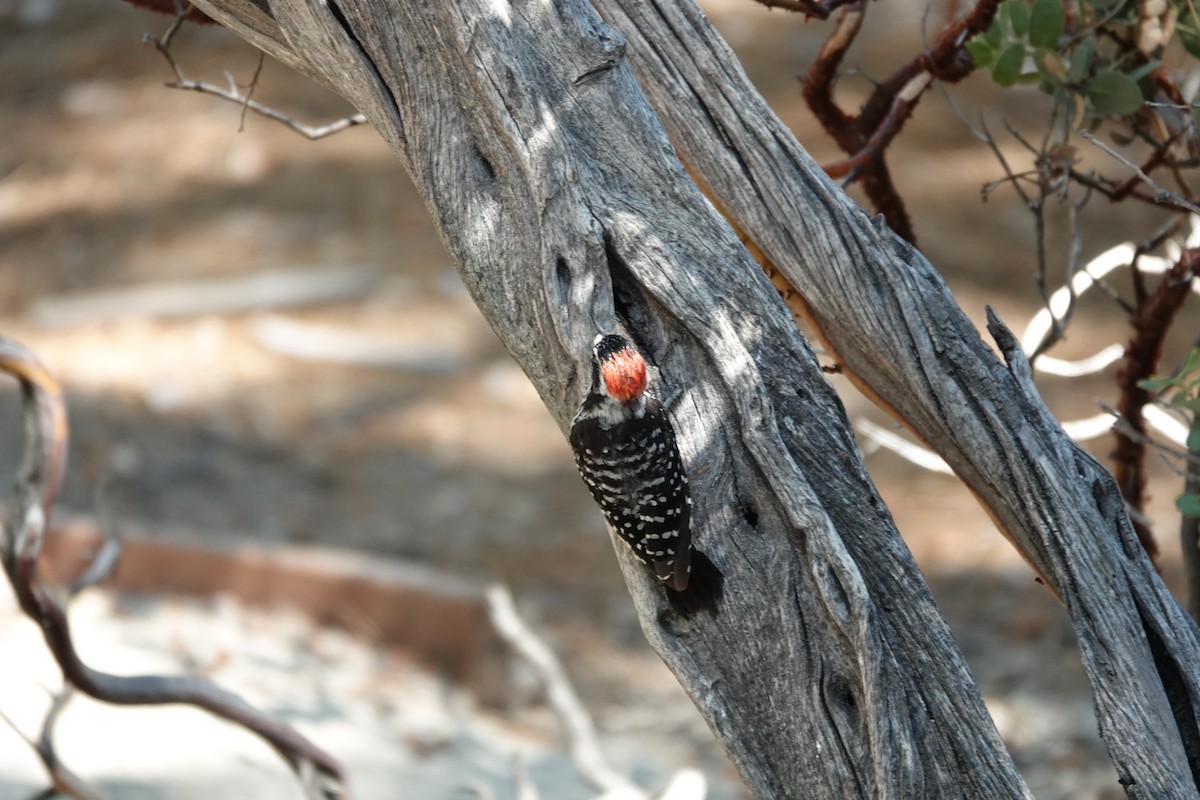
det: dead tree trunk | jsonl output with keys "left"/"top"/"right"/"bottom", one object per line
{"left": 188, "top": 1, "right": 1200, "bottom": 797}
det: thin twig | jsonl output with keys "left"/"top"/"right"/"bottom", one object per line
{"left": 484, "top": 584, "right": 645, "bottom": 798}
{"left": 1100, "top": 400, "right": 1200, "bottom": 467}
{"left": 144, "top": 21, "right": 367, "bottom": 140}
{"left": 748, "top": 0, "right": 852, "bottom": 20}
{"left": 1035, "top": 187, "right": 1087, "bottom": 360}
{"left": 239, "top": 52, "right": 265, "bottom": 133}
{"left": 511, "top": 755, "right": 541, "bottom": 800}
{"left": 1081, "top": 130, "right": 1200, "bottom": 215}
{"left": 0, "top": 337, "right": 351, "bottom": 800}
{"left": 977, "top": 118, "right": 1076, "bottom": 358}
{"left": 34, "top": 689, "right": 111, "bottom": 800}
{"left": 67, "top": 532, "right": 122, "bottom": 598}
{"left": 979, "top": 118, "right": 1035, "bottom": 206}
{"left": 0, "top": 689, "right": 110, "bottom": 800}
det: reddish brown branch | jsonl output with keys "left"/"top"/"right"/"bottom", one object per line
{"left": 1113, "top": 251, "right": 1200, "bottom": 564}
{"left": 118, "top": 0, "right": 214, "bottom": 24}
{"left": 800, "top": 0, "right": 1000, "bottom": 245}
{"left": 748, "top": 0, "right": 855, "bottom": 21}
{"left": 824, "top": 73, "right": 932, "bottom": 179}
{"left": 860, "top": 159, "right": 918, "bottom": 241}
{"left": 0, "top": 338, "right": 351, "bottom": 800}
{"left": 800, "top": 3, "right": 921, "bottom": 241}
{"left": 1068, "top": 169, "right": 1200, "bottom": 214}
{"left": 801, "top": 2, "right": 865, "bottom": 144}
{"left": 1106, "top": 136, "right": 1182, "bottom": 201}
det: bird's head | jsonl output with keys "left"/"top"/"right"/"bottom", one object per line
{"left": 592, "top": 333, "right": 647, "bottom": 405}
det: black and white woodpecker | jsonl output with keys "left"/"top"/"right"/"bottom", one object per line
{"left": 569, "top": 333, "right": 695, "bottom": 591}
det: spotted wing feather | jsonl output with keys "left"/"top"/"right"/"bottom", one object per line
{"left": 569, "top": 399, "right": 693, "bottom": 590}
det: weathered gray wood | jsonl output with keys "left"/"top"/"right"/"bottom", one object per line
{"left": 182, "top": 1, "right": 1053, "bottom": 797}
{"left": 595, "top": 1, "right": 1200, "bottom": 796}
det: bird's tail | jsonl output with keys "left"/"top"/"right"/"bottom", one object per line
{"left": 666, "top": 549, "right": 724, "bottom": 619}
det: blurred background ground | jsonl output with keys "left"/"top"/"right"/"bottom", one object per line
{"left": 1, "top": 0, "right": 1198, "bottom": 797}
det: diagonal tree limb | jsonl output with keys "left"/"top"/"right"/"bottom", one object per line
{"left": 123, "top": 0, "right": 1200, "bottom": 793}
{"left": 190, "top": 1, "right": 1031, "bottom": 797}
{"left": 600, "top": 0, "right": 1200, "bottom": 793}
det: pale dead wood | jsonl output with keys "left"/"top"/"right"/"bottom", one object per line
{"left": 596, "top": 0, "right": 1200, "bottom": 795}
{"left": 170, "top": 0, "right": 1200, "bottom": 797}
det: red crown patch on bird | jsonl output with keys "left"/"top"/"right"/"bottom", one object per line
{"left": 595, "top": 334, "right": 647, "bottom": 403}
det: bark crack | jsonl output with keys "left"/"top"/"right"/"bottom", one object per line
{"left": 1138, "top": 600, "right": 1200, "bottom": 791}
{"left": 324, "top": 0, "right": 406, "bottom": 140}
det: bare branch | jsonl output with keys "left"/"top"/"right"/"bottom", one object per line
{"left": 143, "top": 19, "right": 367, "bottom": 140}
{"left": 66, "top": 531, "right": 122, "bottom": 598}
{"left": 485, "top": 584, "right": 646, "bottom": 798}
{"left": 0, "top": 337, "right": 350, "bottom": 800}
{"left": 1081, "top": 130, "right": 1200, "bottom": 215}
{"left": 746, "top": 0, "right": 851, "bottom": 21}
{"left": 239, "top": 51, "right": 266, "bottom": 132}
{"left": 1099, "top": 401, "right": 1200, "bottom": 467}
{"left": 0, "top": 688, "right": 111, "bottom": 800}
{"left": 511, "top": 755, "right": 541, "bottom": 800}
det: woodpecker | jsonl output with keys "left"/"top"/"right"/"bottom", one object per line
{"left": 569, "top": 333, "right": 695, "bottom": 591}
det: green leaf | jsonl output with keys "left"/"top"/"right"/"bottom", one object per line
{"left": 992, "top": 43, "right": 1027, "bottom": 87}
{"left": 984, "top": 18, "right": 1005, "bottom": 49}
{"left": 1138, "top": 376, "right": 1172, "bottom": 392}
{"left": 1176, "top": 493, "right": 1200, "bottom": 518}
{"left": 1127, "top": 60, "right": 1161, "bottom": 83}
{"left": 1188, "top": 420, "right": 1200, "bottom": 453}
{"left": 1087, "top": 70, "right": 1144, "bottom": 115}
{"left": 966, "top": 38, "right": 996, "bottom": 68}
{"left": 1008, "top": 1, "right": 1030, "bottom": 37}
{"left": 1068, "top": 36, "right": 1095, "bottom": 83}
{"left": 1179, "top": 22, "right": 1200, "bottom": 60}
{"left": 1029, "top": 0, "right": 1064, "bottom": 48}
{"left": 995, "top": 2, "right": 1013, "bottom": 33}
{"left": 1180, "top": 348, "right": 1200, "bottom": 380}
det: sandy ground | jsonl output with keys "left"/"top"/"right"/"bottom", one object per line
{"left": 2, "top": 0, "right": 1199, "bottom": 798}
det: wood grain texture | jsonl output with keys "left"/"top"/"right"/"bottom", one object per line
{"left": 186, "top": 1, "right": 1050, "bottom": 797}
{"left": 596, "top": 0, "right": 1200, "bottom": 796}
